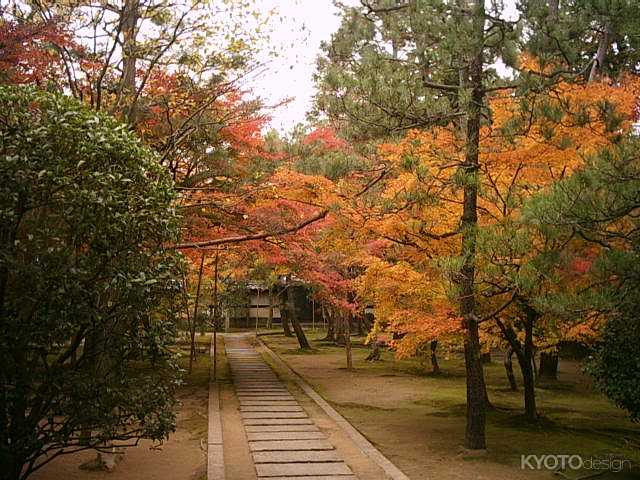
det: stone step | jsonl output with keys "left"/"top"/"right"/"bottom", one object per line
{"left": 237, "top": 394, "right": 295, "bottom": 399}
{"left": 260, "top": 476, "right": 357, "bottom": 480}
{"left": 247, "top": 431, "right": 325, "bottom": 441}
{"left": 252, "top": 450, "right": 341, "bottom": 463}
{"left": 245, "top": 425, "right": 320, "bottom": 433}
{"left": 249, "top": 439, "right": 334, "bottom": 451}
{"left": 241, "top": 411, "right": 308, "bottom": 419}
{"left": 243, "top": 418, "right": 314, "bottom": 426}
{"left": 255, "top": 462, "right": 353, "bottom": 477}
{"left": 240, "top": 406, "right": 304, "bottom": 412}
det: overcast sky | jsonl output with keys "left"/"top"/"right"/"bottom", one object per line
{"left": 248, "top": 0, "right": 517, "bottom": 134}
{"left": 247, "top": 0, "right": 350, "bottom": 133}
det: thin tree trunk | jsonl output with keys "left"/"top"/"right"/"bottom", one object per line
{"left": 211, "top": 250, "right": 219, "bottom": 330}
{"left": 287, "top": 286, "right": 310, "bottom": 349}
{"left": 267, "top": 287, "right": 273, "bottom": 329}
{"left": 481, "top": 352, "right": 492, "bottom": 364}
{"left": 539, "top": 352, "right": 559, "bottom": 381}
{"left": 189, "top": 251, "right": 205, "bottom": 373}
{"left": 504, "top": 347, "right": 518, "bottom": 391}
{"left": 366, "top": 338, "right": 381, "bottom": 361}
{"left": 322, "top": 306, "right": 335, "bottom": 341}
{"left": 121, "top": 0, "right": 139, "bottom": 122}
{"left": 291, "top": 317, "right": 310, "bottom": 349}
{"left": 521, "top": 314, "right": 537, "bottom": 421}
{"left": 459, "top": 0, "right": 487, "bottom": 450}
{"left": 430, "top": 340, "right": 441, "bottom": 375}
{"left": 497, "top": 318, "right": 537, "bottom": 420}
{"left": 334, "top": 314, "right": 345, "bottom": 345}
{"left": 280, "top": 290, "right": 293, "bottom": 337}
{"left": 345, "top": 313, "right": 353, "bottom": 370}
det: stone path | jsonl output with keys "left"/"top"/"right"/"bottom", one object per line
{"left": 225, "top": 335, "right": 357, "bottom": 480}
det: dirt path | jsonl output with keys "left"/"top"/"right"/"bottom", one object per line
{"left": 31, "top": 349, "right": 211, "bottom": 480}
{"left": 31, "top": 402, "right": 206, "bottom": 480}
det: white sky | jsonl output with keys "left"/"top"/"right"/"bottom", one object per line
{"left": 249, "top": 0, "right": 518, "bottom": 134}
{"left": 248, "top": 0, "right": 351, "bottom": 133}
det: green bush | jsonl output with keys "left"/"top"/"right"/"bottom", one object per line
{"left": 0, "top": 86, "right": 183, "bottom": 479}
{"left": 587, "top": 313, "right": 640, "bottom": 423}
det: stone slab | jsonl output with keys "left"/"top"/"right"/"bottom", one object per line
{"left": 235, "top": 385, "right": 283, "bottom": 389}
{"left": 261, "top": 477, "right": 357, "bottom": 480}
{"left": 252, "top": 450, "right": 341, "bottom": 463}
{"left": 249, "top": 439, "right": 333, "bottom": 451}
{"left": 238, "top": 393, "right": 295, "bottom": 402}
{"left": 255, "top": 462, "right": 352, "bottom": 477}
{"left": 233, "top": 372, "right": 273, "bottom": 375}
{"left": 207, "top": 444, "right": 225, "bottom": 480}
{"left": 258, "top": 336, "right": 412, "bottom": 480}
{"left": 235, "top": 377, "right": 275, "bottom": 379}
{"left": 207, "top": 383, "right": 223, "bottom": 445}
{"left": 235, "top": 384, "right": 285, "bottom": 388}
{"left": 240, "top": 406, "right": 304, "bottom": 412}
{"left": 247, "top": 431, "right": 325, "bottom": 441}
{"left": 245, "top": 424, "right": 319, "bottom": 433}
{"left": 237, "top": 393, "right": 292, "bottom": 397}
{"left": 237, "top": 394, "right": 294, "bottom": 399}
{"left": 241, "top": 411, "right": 308, "bottom": 419}
{"left": 236, "top": 392, "right": 290, "bottom": 396}
{"left": 243, "top": 418, "right": 314, "bottom": 426}
{"left": 239, "top": 401, "right": 299, "bottom": 406}
{"left": 235, "top": 387, "right": 288, "bottom": 391}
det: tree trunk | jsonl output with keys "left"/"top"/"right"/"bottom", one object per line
{"left": 498, "top": 316, "right": 537, "bottom": 421}
{"left": 588, "top": 21, "right": 612, "bottom": 82}
{"left": 458, "top": 0, "right": 487, "bottom": 451}
{"left": 322, "top": 306, "right": 335, "bottom": 341}
{"left": 291, "top": 317, "right": 310, "bottom": 349}
{"left": 267, "top": 287, "right": 273, "bottom": 329}
{"left": 504, "top": 347, "right": 518, "bottom": 391}
{"left": 287, "top": 286, "right": 309, "bottom": 348}
{"left": 521, "top": 308, "right": 538, "bottom": 421}
{"left": 211, "top": 250, "right": 219, "bottom": 331}
{"left": 189, "top": 251, "right": 205, "bottom": 373}
{"left": 538, "top": 351, "right": 559, "bottom": 381}
{"left": 334, "top": 310, "right": 345, "bottom": 345}
{"left": 344, "top": 313, "right": 353, "bottom": 370}
{"left": 365, "top": 338, "right": 381, "bottom": 361}
{"left": 430, "top": 340, "right": 441, "bottom": 375}
{"left": 280, "top": 290, "right": 293, "bottom": 337}
{"left": 121, "top": 0, "right": 139, "bottom": 122}
{"left": 282, "top": 311, "right": 292, "bottom": 336}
